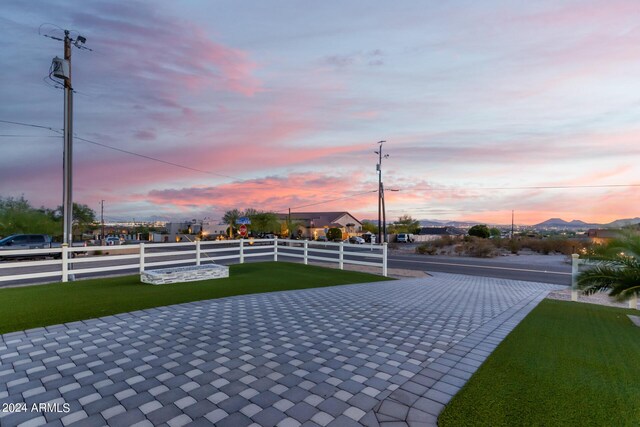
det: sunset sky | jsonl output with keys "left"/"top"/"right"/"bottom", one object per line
{"left": 1, "top": 0, "right": 638, "bottom": 225}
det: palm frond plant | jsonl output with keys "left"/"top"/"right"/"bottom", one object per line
{"left": 576, "top": 231, "right": 640, "bottom": 302}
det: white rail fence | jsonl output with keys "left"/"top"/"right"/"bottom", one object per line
{"left": 0, "top": 238, "right": 388, "bottom": 284}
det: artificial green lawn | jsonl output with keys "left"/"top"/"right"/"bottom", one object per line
{"left": 0, "top": 262, "right": 390, "bottom": 334}
{"left": 439, "top": 299, "right": 640, "bottom": 426}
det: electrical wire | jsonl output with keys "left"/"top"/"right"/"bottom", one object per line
{"left": 0, "top": 119, "right": 62, "bottom": 134}
{"left": 2, "top": 119, "right": 638, "bottom": 196}
{"left": 287, "top": 190, "right": 378, "bottom": 211}
{"left": 73, "top": 135, "right": 246, "bottom": 180}
{"left": 409, "top": 184, "right": 640, "bottom": 191}
{"left": 0, "top": 118, "right": 246, "bottom": 180}
{"left": 0, "top": 135, "right": 61, "bottom": 138}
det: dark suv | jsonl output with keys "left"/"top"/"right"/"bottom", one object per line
{"left": 0, "top": 234, "right": 58, "bottom": 259}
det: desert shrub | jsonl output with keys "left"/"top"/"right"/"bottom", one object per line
{"left": 514, "top": 237, "right": 592, "bottom": 255}
{"left": 416, "top": 236, "right": 458, "bottom": 255}
{"left": 416, "top": 243, "right": 437, "bottom": 255}
{"left": 507, "top": 239, "right": 521, "bottom": 254}
{"left": 429, "top": 236, "right": 455, "bottom": 248}
{"left": 463, "top": 237, "right": 497, "bottom": 258}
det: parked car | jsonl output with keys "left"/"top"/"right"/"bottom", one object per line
{"left": 316, "top": 236, "right": 328, "bottom": 242}
{"left": 105, "top": 236, "right": 123, "bottom": 246}
{"left": 0, "top": 234, "right": 79, "bottom": 259}
{"left": 362, "top": 233, "right": 376, "bottom": 244}
{"left": 348, "top": 236, "right": 365, "bottom": 244}
{"left": 396, "top": 233, "right": 414, "bottom": 243}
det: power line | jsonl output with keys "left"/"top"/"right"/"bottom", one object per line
{"left": 0, "top": 119, "right": 62, "bottom": 134}
{"left": 0, "top": 118, "right": 247, "bottom": 181}
{"left": 73, "top": 135, "right": 244, "bottom": 181}
{"left": 0, "top": 134, "right": 61, "bottom": 138}
{"left": 287, "top": 190, "right": 378, "bottom": 211}
{"left": 3, "top": 119, "right": 638, "bottom": 192}
{"left": 410, "top": 184, "right": 640, "bottom": 191}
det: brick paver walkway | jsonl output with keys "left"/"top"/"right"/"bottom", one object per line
{"left": 0, "top": 274, "right": 563, "bottom": 427}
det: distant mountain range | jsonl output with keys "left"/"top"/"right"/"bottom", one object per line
{"left": 533, "top": 217, "right": 640, "bottom": 229}
{"left": 411, "top": 217, "right": 640, "bottom": 229}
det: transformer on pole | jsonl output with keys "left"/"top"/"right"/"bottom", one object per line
{"left": 47, "top": 29, "right": 90, "bottom": 245}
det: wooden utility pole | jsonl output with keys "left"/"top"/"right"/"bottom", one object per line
{"left": 101, "top": 200, "right": 105, "bottom": 245}
{"left": 62, "top": 30, "right": 73, "bottom": 245}
{"left": 376, "top": 140, "right": 387, "bottom": 244}
{"left": 511, "top": 210, "right": 515, "bottom": 239}
{"left": 46, "top": 28, "right": 90, "bottom": 245}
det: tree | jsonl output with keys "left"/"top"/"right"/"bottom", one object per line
{"left": 469, "top": 224, "right": 490, "bottom": 238}
{"left": 576, "top": 231, "right": 640, "bottom": 302}
{"left": 222, "top": 209, "right": 242, "bottom": 238}
{"left": 489, "top": 227, "right": 501, "bottom": 238}
{"left": 361, "top": 221, "right": 379, "bottom": 235}
{"left": 282, "top": 217, "right": 304, "bottom": 238}
{"left": 54, "top": 203, "right": 97, "bottom": 237}
{"left": 392, "top": 215, "right": 420, "bottom": 234}
{"left": 248, "top": 212, "right": 280, "bottom": 235}
{"left": 326, "top": 228, "right": 343, "bottom": 241}
{"left": 0, "top": 196, "right": 60, "bottom": 237}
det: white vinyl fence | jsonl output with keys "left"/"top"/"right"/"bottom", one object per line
{"left": 0, "top": 238, "right": 388, "bottom": 285}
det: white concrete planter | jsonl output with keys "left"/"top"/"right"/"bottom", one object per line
{"left": 140, "top": 264, "right": 229, "bottom": 285}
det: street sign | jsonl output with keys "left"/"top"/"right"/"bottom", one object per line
{"left": 236, "top": 217, "right": 251, "bottom": 225}
{"left": 239, "top": 224, "right": 248, "bottom": 237}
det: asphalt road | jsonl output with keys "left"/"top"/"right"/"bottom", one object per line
{"left": 388, "top": 253, "right": 572, "bottom": 285}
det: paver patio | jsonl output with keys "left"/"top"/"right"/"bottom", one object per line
{"left": 0, "top": 273, "right": 563, "bottom": 427}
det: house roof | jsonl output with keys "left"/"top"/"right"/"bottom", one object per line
{"left": 587, "top": 229, "right": 622, "bottom": 239}
{"left": 276, "top": 211, "right": 362, "bottom": 227}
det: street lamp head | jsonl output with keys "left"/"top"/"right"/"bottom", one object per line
{"left": 378, "top": 140, "right": 386, "bottom": 144}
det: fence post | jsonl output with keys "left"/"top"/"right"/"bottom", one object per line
{"left": 274, "top": 237, "right": 278, "bottom": 262}
{"left": 383, "top": 243, "right": 388, "bottom": 277}
{"left": 571, "top": 254, "right": 579, "bottom": 302}
{"left": 629, "top": 294, "right": 638, "bottom": 310}
{"left": 139, "top": 243, "right": 145, "bottom": 273}
{"left": 196, "top": 240, "right": 201, "bottom": 266}
{"left": 339, "top": 242, "right": 344, "bottom": 270}
{"left": 61, "top": 244, "right": 69, "bottom": 283}
{"left": 304, "top": 240, "right": 308, "bottom": 265}
{"left": 240, "top": 239, "right": 245, "bottom": 264}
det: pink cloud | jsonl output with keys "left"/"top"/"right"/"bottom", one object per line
{"left": 141, "top": 172, "right": 375, "bottom": 215}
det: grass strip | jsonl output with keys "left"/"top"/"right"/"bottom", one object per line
{"left": 439, "top": 299, "right": 640, "bottom": 426}
{"left": 0, "top": 262, "right": 390, "bottom": 334}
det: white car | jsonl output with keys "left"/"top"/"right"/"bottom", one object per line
{"left": 105, "top": 237, "right": 122, "bottom": 246}
{"left": 348, "top": 236, "right": 366, "bottom": 244}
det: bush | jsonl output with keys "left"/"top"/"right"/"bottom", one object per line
{"left": 502, "top": 237, "right": 592, "bottom": 255}
{"left": 469, "top": 224, "right": 490, "bottom": 239}
{"left": 463, "top": 237, "right": 496, "bottom": 258}
{"left": 416, "top": 243, "right": 437, "bottom": 255}
{"left": 415, "top": 236, "right": 457, "bottom": 255}
{"left": 326, "top": 228, "right": 343, "bottom": 241}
